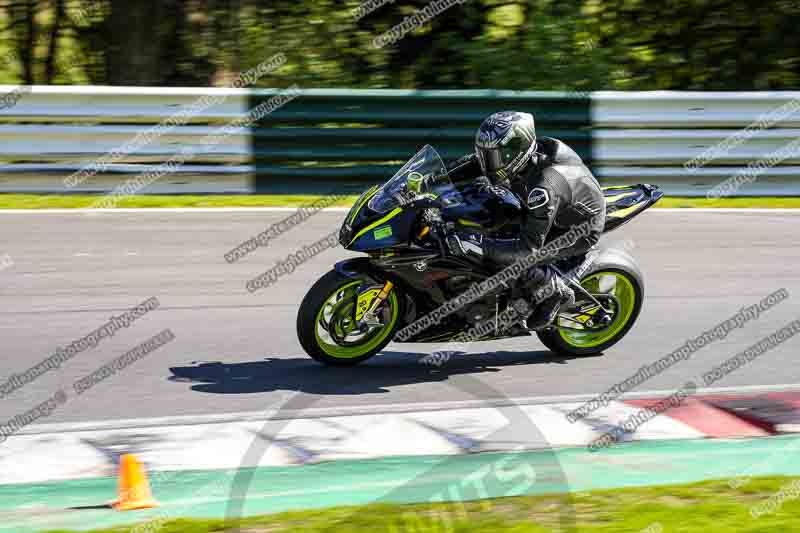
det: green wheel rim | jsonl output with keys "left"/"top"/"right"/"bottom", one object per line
{"left": 558, "top": 271, "right": 637, "bottom": 349}
{"left": 314, "top": 280, "right": 399, "bottom": 359}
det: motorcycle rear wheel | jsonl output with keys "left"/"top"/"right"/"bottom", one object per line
{"left": 537, "top": 268, "right": 642, "bottom": 356}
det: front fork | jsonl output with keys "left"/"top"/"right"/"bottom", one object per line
{"left": 334, "top": 258, "right": 400, "bottom": 332}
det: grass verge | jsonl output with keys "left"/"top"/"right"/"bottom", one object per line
{"left": 42, "top": 476, "right": 800, "bottom": 533}
{"left": 0, "top": 194, "right": 360, "bottom": 209}
{"left": 0, "top": 194, "right": 798, "bottom": 209}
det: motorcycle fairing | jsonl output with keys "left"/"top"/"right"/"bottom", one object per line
{"left": 602, "top": 184, "right": 663, "bottom": 232}
{"left": 346, "top": 207, "right": 417, "bottom": 252}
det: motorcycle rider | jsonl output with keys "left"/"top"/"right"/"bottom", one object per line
{"left": 444, "top": 111, "right": 606, "bottom": 330}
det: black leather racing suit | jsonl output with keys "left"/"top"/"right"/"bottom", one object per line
{"left": 447, "top": 137, "right": 606, "bottom": 301}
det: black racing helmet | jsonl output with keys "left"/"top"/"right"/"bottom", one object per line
{"left": 474, "top": 111, "right": 537, "bottom": 184}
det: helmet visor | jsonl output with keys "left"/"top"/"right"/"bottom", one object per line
{"left": 476, "top": 147, "right": 503, "bottom": 174}
{"left": 476, "top": 136, "right": 530, "bottom": 175}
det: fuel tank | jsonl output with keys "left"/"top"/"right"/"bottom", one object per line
{"left": 440, "top": 181, "right": 524, "bottom": 231}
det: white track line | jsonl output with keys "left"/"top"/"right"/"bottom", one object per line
{"left": 20, "top": 382, "right": 800, "bottom": 436}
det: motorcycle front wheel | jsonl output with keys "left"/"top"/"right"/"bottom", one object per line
{"left": 297, "top": 270, "right": 402, "bottom": 366}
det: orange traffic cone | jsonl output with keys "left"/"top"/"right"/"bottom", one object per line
{"left": 111, "top": 454, "right": 159, "bottom": 511}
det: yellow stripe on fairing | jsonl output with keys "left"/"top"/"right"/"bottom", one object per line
{"left": 348, "top": 186, "right": 379, "bottom": 224}
{"left": 608, "top": 202, "right": 647, "bottom": 218}
{"left": 349, "top": 208, "right": 403, "bottom": 245}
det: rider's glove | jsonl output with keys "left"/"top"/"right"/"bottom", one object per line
{"left": 473, "top": 176, "right": 492, "bottom": 192}
{"left": 473, "top": 175, "right": 514, "bottom": 198}
{"left": 445, "top": 231, "right": 484, "bottom": 259}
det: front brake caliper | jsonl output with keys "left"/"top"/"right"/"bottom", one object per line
{"left": 355, "top": 288, "right": 381, "bottom": 321}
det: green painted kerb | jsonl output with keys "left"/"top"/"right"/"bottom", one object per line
{"left": 6, "top": 435, "right": 800, "bottom": 532}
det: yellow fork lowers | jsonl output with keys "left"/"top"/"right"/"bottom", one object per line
{"left": 368, "top": 281, "right": 394, "bottom": 314}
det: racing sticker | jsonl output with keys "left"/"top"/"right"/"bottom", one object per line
{"left": 527, "top": 187, "right": 549, "bottom": 209}
{"left": 374, "top": 225, "right": 393, "bottom": 240}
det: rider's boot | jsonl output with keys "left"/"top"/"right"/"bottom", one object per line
{"left": 502, "top": 299, "right": 534, "bottom": 336}
{"left": 526, "top": 276, "right": 575, "bottom": 331}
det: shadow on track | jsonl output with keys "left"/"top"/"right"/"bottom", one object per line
{"left": 168, "top": 349, "right": 602, "bottom": 395}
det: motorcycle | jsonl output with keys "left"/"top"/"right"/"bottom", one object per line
{"left": 297, "top": 145, "right": 662, "bottom": 366}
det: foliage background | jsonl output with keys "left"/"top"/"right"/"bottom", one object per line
{"left": 0, "top": 0, "right": 797, "bottom": 90}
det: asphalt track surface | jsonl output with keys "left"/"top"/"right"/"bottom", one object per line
{"left": 1, "top": 209, "right": 799, "bottom": 425}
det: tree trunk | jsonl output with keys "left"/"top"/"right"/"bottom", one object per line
{"left": 8, "top": 0, "right": 38, "bottom": 84}
{"left": 105, "top": 0, "right": 167, "bottom": 85}
{"left": 45, "top": 0, "right": 65, "bottom": 83}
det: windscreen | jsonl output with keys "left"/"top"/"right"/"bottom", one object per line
{"left": 367, "top": 145, "right": 460, "bottom": 213}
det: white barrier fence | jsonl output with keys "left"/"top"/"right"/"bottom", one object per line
{"left": 0, "top": 86, "right": 799, "bottom": 196}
